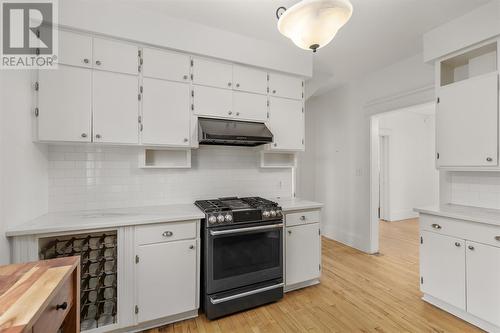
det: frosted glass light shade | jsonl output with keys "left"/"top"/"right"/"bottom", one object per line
{"left": 277, "top": 0, "right": 353, "bottom": 52}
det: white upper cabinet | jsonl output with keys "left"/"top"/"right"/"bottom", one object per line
{"left": 93, "top": 71, "right": 139, "bottom": 144}
{"left": 269, "top": 73, "right": 304, "bottom": 100}
{"left": 233, "top": 65, "right": 268, "bottom": 95}
{"left": 93, "top": 38, "right": 139, "bottom": 75}
{"left": 58, "top": 30, "right": 92, "bottom": 68}
{"left": 37, "top": 65, "right": 92, "bottom": 142}
{"left": 142, "top": 78, "right": 191, "bottom": 146}
{"left": 466, "top": 241, "right": 500, "bottom": 327}
{"left": 268, "top": 97, "right": 304, "bottom": 151}
{"left": 420, "top": 231, "right": 466, "bottom": 310}
{"left": 233, "top": 92, "right": 268, "bottom": 122}
{"left": 192, "top": 58, "right": 233, "bottom": 89}
{"left": 193, "top": 85, "right": 233, "bottom": 119}
{"left": 142, "top": 48, "right": 191, "bottom": 83}
{"left": 437, "top": 72, "right": 499, "bottom": 168}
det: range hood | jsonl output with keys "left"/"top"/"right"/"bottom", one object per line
{"left": 198, "top": 117, "right": 273, "bottom": 147}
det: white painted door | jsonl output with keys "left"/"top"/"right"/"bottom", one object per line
{"left": 136, "top": 239, "right": 197, "bottom": 323}
{"left": 437, "top": 73, "right": 499, "bottom": 167}
{"left": 466, "top": 241, "right": 500, "bottom": 327}
{"left": 38, "top": 65, "right": 92, "bottom": 142}
{"left": 93, "top": 37, "right": 138, "bottom": 75}
{"left": 269, "top": 97, "right": 304, "bottom": 150}
{"left": 233, "top": 65, "right": 268, "bottom": 95}
{"left": 233, "top": 91, "right": 268, "bottom": 122}
{"left": 269, "top": 73, "right": 303, "bottom": 100}
{"left": 286, "top": 223, "right": 321, "bottom": 286}
{"left": 192, "top": 58, "right": 233, "bottom": 89}
{"left": 142, "top": 78, "right": 191, "bottom": 146}
{"left": 93, "top": 71, "right": 139, "bottom": 144}
{"left": 58, "top": 30, "right": 92, "bottom": 68}
{"left": 142, "top": 48, "right": 191, "bottom": 83}
{"left": 193, "top": 85, "right": 233, "bottom": 119}
{"left": 420, "top": 231, "right": 466, "bottom": 310}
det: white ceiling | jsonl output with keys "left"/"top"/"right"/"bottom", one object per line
{"left": 119, "top": 0, "right": 490, "bottom": 95}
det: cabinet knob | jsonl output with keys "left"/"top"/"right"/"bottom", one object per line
{"left": 81, "top": 133, "right": 87, "bottom": 138}
{"left": 83, "top": 58, "right": 89, "bottom": 64}
{"left": 162, "top": 231, "right": 173, "bottom": 237}
{"left": 454, "top": 242, "right": 461, "bottom": 247}
{"left": 228, "top": 82, "right": 232, "bottom": 87}
{"left": 183, "top": 138, "right": 188, "bottom": 142}
{"left": 236, "top": 112, "right": 240, "bottom": 116}
{"left": 288, "top": 230, "right": 292, "bottom": 235}
{"left": 95, "top": 134, "right": 101, "bottom": 139}
{"left": 189, "top": 245, "right": 195, "bottom": 250}
{"left": 274, "top": 143, "right": 277, "bottom": 147}
{"left": 228, "top": 111, "right": 233, "bottom": 115}
{"left": 236, "top": 83, "right": 240, "bottom": 88}
{"left": 300, "top": 216, "right": 306, "bottom": 221}
{"left": 468, "top": 245, "right": 475, "bottom": 251}
{"left": 272, "top": 90, "right": 276, "bottom": 94}
{"left": 495, "top": 236, "right": 500, "bottom": 242}
{"left": 183, "top": 75, "right": 188, "bottom": 80}
{"left": 95, "top": 60, "right": 102, "bottom": 66}
{"left": 431, "top": 224, "right": 442, "bottom": 230}
{"left": 487, "top": 157, "right": 493, "bottom": 162}
{"left": 56, "top": 302, "right": 68, "bottom": 311}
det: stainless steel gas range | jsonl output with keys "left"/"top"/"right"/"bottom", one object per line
{"left": 194, "top": 197, "right": 284, "bottom": 320}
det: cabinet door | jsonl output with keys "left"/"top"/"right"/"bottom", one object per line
{"left": 437, "top": 73, "right": 499, "bottom": 167}
{"left": 286, "top": 223, "right": 321, "bottom": 286}
{"left": 233, "top": 91, "right": 268, "bottom": 122}
{"left": 93, "top": 38, "right": 138, "bottom": 75}
{"left": 142, "top": 78, "right": 191, "bottom": 146}
{"left": 466, "top": 241, "right": 500, "bottom": 327}
{"left": 420, "top": 231, "right": 466, "bottom": 310}
{"left": 269, "top": 97, "right": 304, "bottom": 150}
{"left": 142, "top": 48, "right": 191, "bottom": 83}
{"left": 58, "top": 30, "right": 92, "bottom": 68}
{"left": 193, "top": 85, "right": 233, "bottom": 119}
{"left": 93, "top": 71, "right": 139, "bottom": 144}
{"left": 38, "top": 65, "right": 92, "bottom": 142}
{"left": 192, "top": 58, "right": 233, "bottom": 89}
{"left": 269, "top": 73, "right": 303, "bottom": 100}
{"left": 136, "top": 239, "right": 197, "bottom": 323}
{"left": 233, "top": 65, "right": 268, "bottom": 95}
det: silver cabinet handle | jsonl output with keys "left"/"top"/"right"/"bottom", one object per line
{"left": 83, "top": 58, "right": 89, "bottom": 64}
{"left": 228, "top": 111, "right": 233, "bottom": 115}
{"left": 81, "top": 133, "right": 87, "bottom": 138}
{"left": 274, "top": 143, "right": 277, "bottom": 147}
{"left": 454, "top": 242, "right": 461, "bottom": 247}
{"left": 210, "top": 283, "right": 284, "bottom": 304}
{"left": 236, "top": 83, "right": 240, "bottom": 88}
{"left": 162, "top": 231, "right": 173, "bottom": 237}
{"left": 95, "top": 134, "right": 101, "bottom": 139}
{"left": 227, "top": 82, "right": 232, "bottom": 87}
{"left": 468, "top": 245, "right": 475, "bottom": 251}
{"left": 487, "top": 157, "right": 493, "bottom": 162}
{"left": 495, "top": 236, "right": 500, "bottom": 242}
{"left": 288, "top": 230, "right": 292, "bottom": 235}
{"left": 431, "top": 224, "right": 442, "bottom": 230}
{"left": 95, "top": 60, "right": 102, "bottom": 66}
{"left": 183, "top": 138, "right": 188, "bottom": 142}
{"left": 183, "top": 75, "right": 188, "bottom": 80}
{"left": 299, "top": 216, "right": 306, "bottom": 221}
{"left": 236, "top": 112, "right": 240, "bottom": 116}
{"left": 272, "top": 90, "right": 276, "bottom": 94}
{"left": 189, "top": 244, "right": 195, "bottom": 249}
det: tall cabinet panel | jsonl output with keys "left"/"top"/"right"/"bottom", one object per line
{"left": 268, "top": 97, "right": 304, "bottom": 151}
{"left": 37, "top": 65, "right": 92, "bottom": 142}
{"left": 192, "top": 58, "right": 233, "bottom": 89}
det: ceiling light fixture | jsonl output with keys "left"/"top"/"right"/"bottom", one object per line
{"left": 276, "top": 0, "right": 353, "bottom": 53}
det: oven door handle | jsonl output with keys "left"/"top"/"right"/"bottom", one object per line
{"left": 209, "top": 282, "right": 284, "bottom": 305}
{"left": 209, "top": 223, "right": 283, "bottom": 236}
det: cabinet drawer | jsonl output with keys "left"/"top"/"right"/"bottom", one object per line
{"left": 420, "top": 214, "right": 500, "bottom": 248}
{"left": 286, "top": 210, "right": 320, "bottom": 227}
{"left": 32, "top": 275, "right": 74, "bottom": 333}
{"left": 136, "top": 221, "right": 197, "bottom": 245}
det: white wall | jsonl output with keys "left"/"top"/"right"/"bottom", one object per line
{"left": 299, "top": 53, "right": 434, "bottom": 252}
{"left": 0, "top": 72, "right": 49, "bottom": 264}
{"left": 378, "top": 111, "right": 439, "bottom": 221}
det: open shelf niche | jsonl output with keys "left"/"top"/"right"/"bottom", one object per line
{"left": 260, "top": 151, "right": 297, "bottom": 168}
{"left": 139, "top": 148, "right": 191, "bottom": 169}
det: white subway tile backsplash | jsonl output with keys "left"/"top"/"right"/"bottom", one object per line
{"left": 48, "top": 145, "right": 293, "bottom": 212}
{"left": 450, "top": 172, "right": 500, "bottom": 209}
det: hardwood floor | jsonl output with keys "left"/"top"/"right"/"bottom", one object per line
{"left": 143, "top": 219, "right": 483, "bottom": 332}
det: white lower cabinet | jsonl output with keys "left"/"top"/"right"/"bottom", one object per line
{"left": 466, "top": 241, "right": 500, "bottom": 327}
{"left": 420, "top": 231, "right": 466, "bottom": 310}
{"left": 136, "top": 239, "right": 198, "bottom": 323}
{"left": 285, "top": 209, "right": 321, "bottom": 290}
{"left": 419, "top": 214, "right": 500, "bottom": 331}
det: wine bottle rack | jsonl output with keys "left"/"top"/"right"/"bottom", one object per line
{"left": 39, "top": 231, "right": 118, "bottom": 331}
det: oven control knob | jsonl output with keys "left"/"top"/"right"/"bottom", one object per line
{"left": 276, "top": 209, "right": 282, "bottom": 216}
{"left": 208, "top": 215, "right": 217, "bottom": 224}
{"left": 217, "top": 214, "right": 225, "bottom": 223}
{"left": 263, "top": 211, "right": 270, "bottom": 218}
{"left": 225, "top": 214, "right": 233, "bottom": 222}
{"left": 270, "top": 210, "right": 277, "bottom": 217}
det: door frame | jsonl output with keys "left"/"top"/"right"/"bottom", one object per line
{"left": 378, "top": 132, "right": 391, "bottom": 221}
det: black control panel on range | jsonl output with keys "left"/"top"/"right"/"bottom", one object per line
{"left": 194, "top": 197, "right": 282, "bottom": 227}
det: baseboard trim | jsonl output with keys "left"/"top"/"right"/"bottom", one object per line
{"left": 285, "top": 279, "right": 320, "bottom": 292}
{"left": 422, "top": 294, "right": 500, "bottom": 333}
{"left": 109, "top": 309, "right": 199, "bottom": 333}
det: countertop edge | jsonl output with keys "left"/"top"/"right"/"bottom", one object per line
{"left": 414, "top": 206, "right": 500, "bottom": 227}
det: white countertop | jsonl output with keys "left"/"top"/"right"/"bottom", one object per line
{"left": 5, "top": 204, "right": 205, "bottom": 237}
{"left": 6, "top": 198, "right": 324, "bottom": 237}
{"left": 414, "top": 204, "right": 500, "bottom": 227}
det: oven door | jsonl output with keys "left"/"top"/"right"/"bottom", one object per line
{"left": 205, "top": 220, "right": 283, "bottom": 294}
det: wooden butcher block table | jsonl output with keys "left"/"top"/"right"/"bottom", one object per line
{"left": 0, "top": 257, "right": 80, "bottom": 333}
